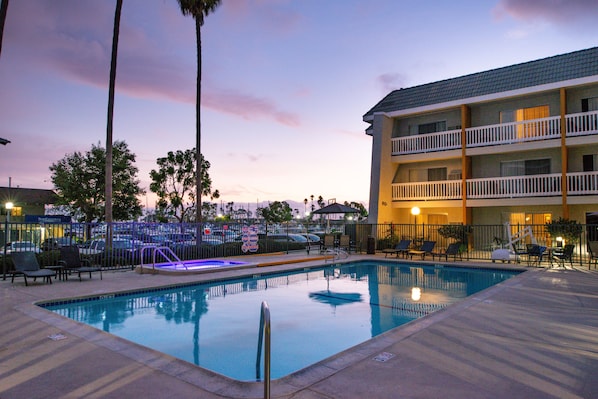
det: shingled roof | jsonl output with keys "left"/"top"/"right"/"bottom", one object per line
{"left": 363, "top": 47, "right": 598, "bottom": 121}
{"left": 0, "top": 187, "right": 57, "bottom": 206}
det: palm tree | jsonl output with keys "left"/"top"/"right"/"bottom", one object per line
{"left": 176, "top": 0, "right": 222, "bottom": 227}
{"left": 0, "top": 0, "right": 10, "bottom": 60}
{"left": 105, "top": 0, "right": 123, "bottom": 239}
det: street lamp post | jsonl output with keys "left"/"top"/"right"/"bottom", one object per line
{"left": 411, "top": 206, "right": 421, "bottom": 243}
{"left": 3, "top": 201, "right": 14, "bottom": 280}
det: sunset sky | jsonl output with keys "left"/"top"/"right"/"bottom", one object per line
{"left": 1, "top": 0, "right": 597, "bottom": 214}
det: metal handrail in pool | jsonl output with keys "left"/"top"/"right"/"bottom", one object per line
{"left": 140, "top": 245, "right": 185, "bottom": 273}
{"left": 256, "top": 301, "right": 271, "bottom": 399}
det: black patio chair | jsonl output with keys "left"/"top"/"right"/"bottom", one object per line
{"left": 10, "top": 251, "right": 56, "bottom": 286}
{"left": 408, "top": 241, "right": 436, "bottom": 260}
{"left": 432, "top": 242, "right": 462, "bottom": 261}
{"left": 59, "top": 246, "right": 103, "bottom": 281}
{"left": 551, "top": 244, "right": 574, "bottom": 268}
{"left": 382, "top": 239, "right": 411, "bottom": 258}
{"left": 526, "top": 244, "right": 546, "bottom": 267}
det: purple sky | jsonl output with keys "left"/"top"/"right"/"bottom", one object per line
{"left": 1, "top": 0, "right": 597, "bottom": 214}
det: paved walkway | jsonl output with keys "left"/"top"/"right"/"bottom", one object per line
{"left": 1, "top": 253, "right": 598, "bottom": 398}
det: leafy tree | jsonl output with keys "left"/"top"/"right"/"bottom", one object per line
{"left": 176, "top": 0, "right": 222, "bottom": 224}
{"left": 545, "top": 217, "right": 583, "bottom": 244}
{"left": 343, "top": 201, "right": 368, "bottom": 221}
{"left": 105, "top": 0, "right": 123, "bottom": 227}
{"left": 257, "top": 201, "right": 293, "bottom": 233}
{"left": 49, "top": 141, "right": 143, "bottom": 222}
{"left": 149, "top": 148, "right": 219, "bottom": 223}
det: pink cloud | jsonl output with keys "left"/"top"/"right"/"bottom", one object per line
{"left": 377, "top": 73, "right": 407, "bottom": 95}
{"left": 493, "top": 0, "right": 598, "bottom": 24}
{"left": 2, "top": 0, "right": 301, "bottom": 128}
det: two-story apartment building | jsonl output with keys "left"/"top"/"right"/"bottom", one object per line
{"left": 363, "top": 47, "right": 598, "bottom": 229}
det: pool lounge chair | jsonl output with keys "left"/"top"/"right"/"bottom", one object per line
{"left": 409, "top": 241, "right": 436, "bottom": 260}
{"left": 382, "top": 240, "right": 411, "bottom": 258}
{"left": 59, "top": 246, "right": 103, "bottom": 281}
{"left": 432, "top": 242, "right": 462, "bottom": 261}
{"left": 10, "top": 251, "right": 57, "bottom": 286}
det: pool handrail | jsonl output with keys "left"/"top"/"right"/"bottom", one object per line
{"left": 256, "top": 301, "right": 271, "bottom": 399}
{"left": 140, "top": 245, "right": 185, "bottom": 273}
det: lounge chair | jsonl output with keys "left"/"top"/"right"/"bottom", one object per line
{"left": 432, "top": 242, "right": 462, "bottom": 261}
{"left": 10, "top": 251, "right": 57, "bottom": 286}
{"left": 588, "top": 241, "right": 598, "bottom": 270}
{"left": 550, "top": 244, "right": 574, "bottom": 268}
{"left": 409, "top": 241, "right": 436, "bottom": 260}
{"left": 59, "top": 246, "right": 103, "bottom": 281}
{"left": 382, "top": 239, "right": 411, "bottom": 258}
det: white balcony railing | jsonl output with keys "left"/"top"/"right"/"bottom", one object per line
{"left": 466, "top": 174, "right": 561, "bottom": 199}
{"left": 391, "top": 172, "right": 598, "bottom": 201}
{"left": 565, "top": 111, "right": 598, "bottom": 137}
{"left": 466, "top": 116, "right": 560, "bottom": 148}
{"left": 390, "top": 111, "right": 598, "bottom": 155}
{"left": 567, "top": 171, "right": 598, "bottom": 195}
{"left": 392, "top": 180, "right": 461, "bottom": 201}
{"left": 391, "top": 129, "right": 461, "bottom": 155}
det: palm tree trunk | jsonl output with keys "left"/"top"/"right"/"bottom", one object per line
{"left": 195, "top": 18, "right": 202, "bottom": 226}
{"left": 106, "top": 0, "right": 123, "bottom": 240}
{"left": 0, "top": 0, "right": 10, "bottom": 60}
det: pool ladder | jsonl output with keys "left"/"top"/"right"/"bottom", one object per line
{"left": 256, "top": 301, "right": 271, "bottom": 399}
{"left": 139, "top": 245, "right": 185, "bottom": 273}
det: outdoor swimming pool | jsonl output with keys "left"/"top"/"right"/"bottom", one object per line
{"left": 42, "top": 261, "right": 521, "bottom": 381}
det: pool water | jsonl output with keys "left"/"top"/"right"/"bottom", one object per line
{"left": 42, "top": 261, "right": 520, "bottom": 381}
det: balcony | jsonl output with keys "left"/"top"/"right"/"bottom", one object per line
{"left": 391, "top": 171, "right": 598, "bottom": 202}
{"left": 391, "top": 111, "right": 598, "bottom": 156}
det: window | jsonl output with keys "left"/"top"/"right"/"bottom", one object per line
{"left": 411, "top": 121, "right": 447, "bottom": 135}
{"left": 9, "top": 206, "right": 22, "bottom": 217}
{"left": 582, "top": 97, "right": 598, "bottom": 112}
{"left": 500, "top": 105, "right": 550, "bottom": 138}
{"left": 501, "top": 159, "right": 550, "bottom": 176}
{"left": 427, "top": 168, "right": 447, "bottom": 181}
{"left": 583, "top": 154, "right": 598, "bottom": 172}
{"left": 409, "top": 167, "right": 447, "bottom": 182}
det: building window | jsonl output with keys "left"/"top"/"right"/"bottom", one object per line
{"left": 582, "top": 97, "right": 598, "bottom": 112}
{"left": 428, "top": 168, "right": 447, "bottom": 181}
{"left": 500, "top": 105, "right": 549, "bottom": 138}
{"left": 409, "top": 167, "right": 447, "bottom": 182}
{"left": 412, "top": 121, "right": 447, "bottom": 135}
{"left": 501, "top": 159, "right": 550, "bottom": 177}
{"left": 583, "top": 154, "right": 598, "bottom": 172}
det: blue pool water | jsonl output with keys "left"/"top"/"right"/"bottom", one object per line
{"left": 42, "top": 261, "right": 520, "bottom": 381}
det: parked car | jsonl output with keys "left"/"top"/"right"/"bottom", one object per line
{"left": 40, "top": 237, "right": 79, "bottom": 251}
{"left": 300, "top": 234, "right": 321, "bottom": 244}
{"left": 267, "top": 234, "right": 308, "bottom": 243}
{"left": 79, "top": 238, "right": 139, "bottom": 256}
{"left": 5, "top": 241, "right": 41, "bottom": 254}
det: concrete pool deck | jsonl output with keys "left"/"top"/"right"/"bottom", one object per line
{"left": 1, "top": 253, "right": 598, "bottom": 398}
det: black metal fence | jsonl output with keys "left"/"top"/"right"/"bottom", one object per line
{"left": 2, "top": 221, "right": 598, "bottom": 273}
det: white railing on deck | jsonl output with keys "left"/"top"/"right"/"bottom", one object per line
{"left": 391, "top": 129, "right": 461, "bottom": 154}
{"left": 392, "top": 180, "right": 461, "bottom": 200}
{"left": 466, "top": 116, "right": 561, "bottom": 148}
{"left": 567, "top": 171, "right": 598, "bottom": 195}
{"left": 393, "top": 173, "right": 598, "bottom": 201}
{"left": 390, "top": 112, "right": 598, "bottom": 156}
{"left": 565, "top": 111, "right": 598, "bottom": 137}
{"left": 466, "top": 174, "right": 561, "bottom": 199}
